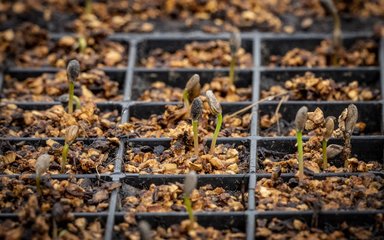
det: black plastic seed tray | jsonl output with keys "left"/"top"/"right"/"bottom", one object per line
{"left": 0, "top": 31, "right": 384, "bottom": 240}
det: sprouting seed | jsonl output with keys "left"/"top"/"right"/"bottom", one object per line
{"left": 322, "top": 116, "right": 335, "bottom": 170}
{"left": 66, "top": 60, "right": 81, "bottom": 114}
{"left": 61, "top": 125, "right": 79, "bottom": 173}
{"left": 183, "top": 171, "right": 197, "bottom": 229}
{"left": 183, "top": 74, "right": 201, "bottom": 109}
{"left": 191, "top": 98, "right": 203, "bottom": 156}
{"left": 206, "top": 90, "right": 223, "bottom": 154}
{"left": 35, "top": 154, "right": 51, "bottom": 195}
{"left": 327, "top": 144, "right": 343, "bottom": 159}
{"left": 345, "top": 104, "right": 358, "bottom": 135}
{"left": 295, "top": 106, "right": 308, "bottom": 182}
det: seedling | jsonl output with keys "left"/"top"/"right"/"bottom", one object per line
{"left": 78, "top": 36, "right": 87, "bottom": 54}
{"left": 183, "top": 171, "right": 197, "bottom": 229}
{"left": 341, "top": 104, "right": 358, "bottom": 167}
{"left": 61, "top": 125, "right": 79, "bottom": 173}
{"left": 295, "top": 106, "right": 308, "bottom": 181}
{"left": 320, "top": 0, "right": 342, "bottom": 66}
{"left": 85, "top": 0, "right": 93, "bottom": 15}
{"left": 35, "top": 154, "right": 51, "bottom": 195}
{"left": 183, "top": 74, "right": 201, "bottom": 109}
{"left": 229, "top": 29, "right": 241, "bottom": 85}
{"left": 191, "top": 98, "right": 203, "bottom": 156}
{"left": 322, "top": 116, "right": 335, "bottom": 170}
{"left": 66, "top": 60, "right": 80, "bottom": 114}
{"left": 206, "top": 90, "right": 223, "bottom": 154}
{"left": 138, "top": 221, "right": 152, "bottom": 240}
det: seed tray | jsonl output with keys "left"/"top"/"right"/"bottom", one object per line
{"left": 0, "top": 31, "right": 384, "bottom": 239}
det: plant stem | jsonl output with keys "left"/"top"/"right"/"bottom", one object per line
{"left": 192, "top": 120, "right": 199, "bottom": 156}
{"left": 210, "top": 113, "right": 222, "bottom": 154}
{"left": 61, "top": 144, "right": 69, "bottom": 173}
{"left": 85, "top": 0, "right": 92, "bottom": 15}
{"left": 331, "top": 10, "right": 342, "bottom": 66}
{"left": 183, "top": 90, "right": 190, "bottom": 109}
{"left": 343, "top": 136, "right": 351, "bottom": 168}
{"left": 36, "top": 174, "right": 41, "bottom": 195}
{"left": 322, "top": 139, "right": 327, "bottom": 170}
{"left": 73, "top": 95, "right": 81, "bottom": 110}
{"left": 297, "top": 130, "right": 304, "bottom": 181}
{"left": 68, "top": 82, "right": 74, "bottom": 114}
{"left": 229, "top": 55, "right": 236, "bottom": 85}
{"left": 183, "top": 196, "right": 194, "bottom": 229}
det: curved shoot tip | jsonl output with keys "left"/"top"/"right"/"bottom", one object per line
{"left": 185, "top": 74, "right": 201, "bottom": 102}
{"left": 345, "top": 104, "right": 358, "bottom": 134}
{"left": 184, "top": 171, "right": 197, "bottom": 197}
{"left": 36, "top": 154, "right": 51, "bottom": 176}
{"left": 206, "top": 90, "right": 222, "bottom": 116}
{"left": 67, "top": 59, "right": 80, "bottom": 83}
{"left": 229, "top": 29, "right": 241, "bottom": 54}
{"left": 320, "top": 0, "right": 337, "bottom": 15}
{"left": 324, "top": 116, "right": 335, "bottom": 140}
{"left": 190, "top": 97, "right": 203, "bottom": 121}
{"left": 295, "top": 106, "right": 308, "bottom": 132}
{"left": 326, "top": 144, "right": 343, "bottom": 159}
{"left": 65, "top": 125, "right": 79, "bottom": 144}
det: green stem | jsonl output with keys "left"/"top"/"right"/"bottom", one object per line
{"left": 322, "top": 139, "right": 327, "bottom": 170}
{"left": 36, "top": 174, "right": 41, "bottom": 195}
{"left": 79, "top": 36, "right": 87, "bottom": 54}
{"left": 297, "top": 130, "right": 304, "bottom": 181}
{"left": 229, "top": 55, "right": 236, "bottom": 85}
{"left": 85, "top": 0, "right": 92, "bottom": 15}
{"left": 61, "top": 144, "right": 69, "bottom": 173}
{"left": 192, "top": 120, "right": 199, "bottom": 156}
{"left": 210, "top": 113, "right": 222, "bottom": 154}
{"left": 68, "top": 82, "right": 74, "bottom": 114}
{"left": 73, "top": 95, "right": 81, "bottom": 110}
{"left": 183, "top": 90, "right": 190, "bottom": 109}
{"left": 183, "top": 196, "right": 194, "bottom": 228}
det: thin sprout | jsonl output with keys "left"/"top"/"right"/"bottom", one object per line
{"left": 35, "top": 154, "right": 51, "bottom": 195}
{"left": 61, "top": 125, "right": 79, "bottom": 173}
{"left": 322, "top": 116, "right": 335, "bottom": 170}
{"left": 183, "top": 74, "right": 201, "bottom": 109}
{"left": 206, "top": 90, "right": 222, "bottom": 154}
{"left": 295, "top": 106, "right": 308, "bottom": 181}
{"left": 183, "top": 171, "right": 197, "bottom": 229}
{"left": 66, "top": 60, "right": 80, "bottom": 114}
{"left": 229, "top": 29, "right": 241, "bottom": 85}
{"left": 191, "top": 98, "right": 203, "bottom": 156}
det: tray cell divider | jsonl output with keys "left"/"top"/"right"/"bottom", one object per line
{"left": 123, "top": 39, "right": 137, "bottom": 101}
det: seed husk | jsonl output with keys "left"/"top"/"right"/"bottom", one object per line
{"left": 67, "top": 59, "right": 80, "bottom": 83}
{"left": 206, "top": 90, "right": 222, "bottom": 115}
{"left": 190, "top": 98, "right": 203, "bottom": 121}
{"left": 295, "top": 106, "right": 308, "bottom": 132}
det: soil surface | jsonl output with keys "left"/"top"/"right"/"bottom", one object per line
{"left": 125, "top": 142, "right": 249, "bottom": 174}
{"left": 261, "top": 72, "right": 380, "bottom": 101}
{"left": 120, "top": 101, "right": 251, "bottom": 138}
{"left": 120, "top": 182, "right": 246, "bottom": 212}
{"left": 139, "top": 76, "right": 252, "bottom": 102}
{"left": 0, "top": 103, "right": 121, "bottom": 138}
{"left": 256, "top": 217, "right": 384, "bottom": 240}
{"left": 115, "top": 214, "right": 245, "bottom": 240}
{"left": 0, "top": 176, "right": 120, "bottom": 213}
{"left": 268, "top": 39, "right": 378, "bottom": 67}
{"left": 140, "top": 40, "right": 253, "bottom": 68}
{"left": 0, "top": 139, "right": 117, "bottom": 175}
{"left": 3, "top": 70, "right": 123, "bottom": 102}
{"left": 256, "top": 174, "right": 383, "bottom": 211}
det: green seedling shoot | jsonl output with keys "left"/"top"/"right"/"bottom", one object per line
{"left": 85, "top": 0, "right": 93, "bottom": 15}
{"left": 61, "top": 125, "right": 79, "bottom": 173}
{"left": 295, "top": 106, "right": 308, "bottom": 182}
{"left": 320, "top": 0, "right": 342, "bottom": 66}
{"left": 35, "top": 154, "right": 51, "bottom": 195}
{"left": 67, "top": 60, "right": 80, "bottom": 114}
{"left": 322, "top": 116, "right": 335, "bottom": 170}
{"left": 206, "top": 90, "right": 223, "bottom": 154}
{"left": 341, "top": 104, "right": 358, "bottom": 167}
{"left": 78, "top": 36, "right": 87, "bottom": 54}
{"left": 183, "top": 74, "right": 201, "bottom": 109}
{"left": 190, "top": 97, "right": 203, "bottom": 157}
{"left": 138, "top": 221, "right": 152, "bottom": 240}
{"left": 183, "top": 171, "right": 197, "bottom": 229}
{"left": 229, "top": 29, "right": 241, "bottom": 85}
